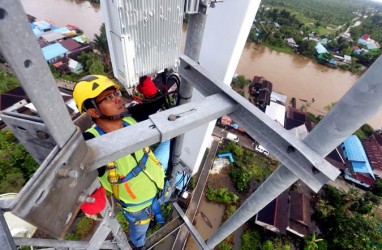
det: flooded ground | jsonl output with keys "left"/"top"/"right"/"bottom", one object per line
{"left": 236, "top": 43, "right": 382, "bottom": 129}
{"left": 21, "top": 0, "right": 103, "bottom": 39}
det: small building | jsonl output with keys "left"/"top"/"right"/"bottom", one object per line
{"left": 41, "top": 43, "right": 68, "bottom": 63}
{"left": 41, "top": 31, "right": 65, "bottom": 43}
{"left": 284, "top": 107, "right": 312, "bottom": 132}
{"left": 285, "top": 37, "right": 298, "bottom": 48}
{"left": 366, "top": 42, "right": 380, "bottom": 51}
{"left": 265, "top": 101, "right": 285, "bottom": 127}
{"left": 315, "top": 43, "right": 328, "bottom": 54}
{"left": 255, "top": 190, "right": 312, "bottom": 237}
{"left": 363, "top": 138, "right": 382, "bottom": 178}
{"left": 68, "top": 59, "right": 83, "bottom": 74}
{"left": 343, "top": 55, "right": 352, "bottom": 64}
{"left": 59, "top": 38, "right": 82, "bottom": 52}
{"left": 342, "top": 135, "right": 376, "bottom": 189}
{"left": 352, "top": 46, "right": 362, "bottom": 55}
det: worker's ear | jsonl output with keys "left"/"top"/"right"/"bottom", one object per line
{"left": 86, "top": 108, "right": 100, "bottom": 119}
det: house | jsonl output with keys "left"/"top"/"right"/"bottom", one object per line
{"left": 248, "top": 76, "right": 273, "bottom": 112}
{"left": 362, "top": 138, "right": 382, "bottom": 178}
{"left": 343, "top": 55, "right": 352, "bottom": 64}
{"left": 41, "top": 43, "right": 68, "bottom": 63}
{"left": 265, "top": 100, "right": 286, "bottom": 127}
{"left": 284, "top": 106, "right": 312, "bottom": 131}
{"left": 68, "top": 58, "right": 83, "bottom": 74}
{"left": 285, "top": 38, "right": 298, "bottom": 48}
{"left": 59, "top": 38, "right": 82, "bottom": 52}
{"left": 342, "top": 135, "right": 376, "bottom": 189}
{"left": 255, "top": 190, "right": 312, "bottom": 237}
{"left": 352, "top": 46, "right": 362, "bottom": 55}
{"left": 315, "top": 43, "right": 328, "bottom": 54}
{"left": 366, "top": 42, "right": 380, "bottom": 51}
{"left": 41, "top": 31, "right": 65, "bottom": 43}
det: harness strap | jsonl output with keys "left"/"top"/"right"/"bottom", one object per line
{"left": 120, "top": 153, "right": 149, "bottom": 183}
{"left": 119, "top": 196, "right": 164, "bottom": 224}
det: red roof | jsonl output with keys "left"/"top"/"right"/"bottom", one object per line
{"left": 353, "top": 46, "right": 360, "bottom": 51}
{"left": 362, "top": 139, "right": 382, "bottom": 171}
{"left": 59, "top": 38, "right": 82, "bottom": 51}
{"left": 361, "top": 34, "right": 370, "bottom": 40}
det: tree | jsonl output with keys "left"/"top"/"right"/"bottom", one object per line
{"left": 93, "top": 23, "right": 111, "bottom": 70}
{"left": 0, "top": 130, "right": 39, "bottom": 194}
{"left": 304, "top": 233, "right": 323, "bottom": 250}
{"left": 77, "top": 52, "right": 106, "bottom": 76}
{"left": 298, "top": 40, "right": 317, "bottom": 58}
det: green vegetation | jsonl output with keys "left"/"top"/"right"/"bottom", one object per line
{"left": 93, "top": 23, "right": 111, "bottom": 72}
{"left": 354, "top": 124, "right": 374, "bottom": 140}
{"left": 241, "top": 229, "right": 261, "bottom": 250}
{"left": 313, "top": 186, "right": 382, "bottom": 249}
{"left": 0, "top": 68, "right": 19, "bottom": 94}
{"left": 0, "top": 131, "right": 39, "bottom": 194}
{"left": 206, "top": 187, "right": 239, "bottom": 204}
{"left": 65, "top": 216, "right": 95, "bottom": 240}
{"left": 262, "top": 0, "right": 372, "bottom": 27}
{"left": 217, "top": 241, "right": 233, "bottom": 250}
{"left": 218, "top": 141, "right": 276, "bottom": 193}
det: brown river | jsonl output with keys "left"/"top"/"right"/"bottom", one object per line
{"left": 21, "top": 0, "right": 382, "bottom": 128}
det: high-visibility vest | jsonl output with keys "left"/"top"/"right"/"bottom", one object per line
{"left": 86, "top": 117, "right": 165, "bottom": 212}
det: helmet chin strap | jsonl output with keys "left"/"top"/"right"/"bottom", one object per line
{"left": 91, "top": 100, "right": 131, "bottom": 121}
{"left": 99, "top": 110, "right": 131, "bottom": 120}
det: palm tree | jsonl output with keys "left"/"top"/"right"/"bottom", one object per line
{"left": 304, "top": 232, "right": 323, "bottom": 250}
{"left": 93, "top": 23, "right": 110, "bottom": 71}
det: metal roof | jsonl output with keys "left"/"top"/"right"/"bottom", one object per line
{"left": 41, "top": 43, "right": 68, "bottom": 61}
{"left": 343, "top": 135, "right": 375, "bottom": 179}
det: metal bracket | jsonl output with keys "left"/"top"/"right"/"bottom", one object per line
{"left": 9, "top": 127, "right": 97, "bottom": 238}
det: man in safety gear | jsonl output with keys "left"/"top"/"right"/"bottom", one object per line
{"left": 73, "top": 75, "right": 171, "bottom": 250}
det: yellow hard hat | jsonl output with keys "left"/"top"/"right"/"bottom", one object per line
{"left": 73, "top": 75, "right": 120, "bottom": 113}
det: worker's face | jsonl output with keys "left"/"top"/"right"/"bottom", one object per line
{"left": 95, "top": 88, "right": 126, "bottom": 116}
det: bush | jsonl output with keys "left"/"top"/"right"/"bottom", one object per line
{"left": 241, "top": 230, "right": 261, "bottom": 250}
{"left": 206, "top": 187, "right": 239, "bottom": 204}
{"left": 66, "top": 216, "right": 95, "bottom": 240}
{"left": 218, "top": 240, "right": 233, "bottom": 250}
{"left": 229, "top": 166, "right": 252, "bottom": 193}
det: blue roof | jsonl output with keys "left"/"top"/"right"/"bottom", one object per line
{"left": 315, "top": 43, "right": 328, "bottom": 54}
{"left": 32, "top": 28, "right": 43, "bottom": 37}
{"left": 41, "top": 43, "right": 68, "bottom": 61}
{"left": 343, "top": 135, "right": 375, "bottom": 179}
{"left": 33, "top": 20, "right": 52, "bottom": 30}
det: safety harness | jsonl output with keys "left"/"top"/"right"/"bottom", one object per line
{"left": 94, "top": 120, "right": 166, "bottom": 225}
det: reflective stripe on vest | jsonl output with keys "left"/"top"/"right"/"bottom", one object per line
{"left": 86, "top": 117, "right": 165, "bottom": 212}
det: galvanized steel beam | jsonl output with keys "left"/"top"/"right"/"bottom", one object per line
{"left": 13, "top": 237, "right": 118, "bottom": 249}
{"left": 0, "top": 211, "right": 16, "bottom": 250}
{"left": 85, "top": 93, "right": 236, "bottom": 171}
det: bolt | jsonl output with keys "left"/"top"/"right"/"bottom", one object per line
{"left": 287, "top": 146, "right": 295, "bottom": 153}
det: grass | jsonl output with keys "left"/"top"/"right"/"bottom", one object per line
{"left": 314, "top": 26, "right": 330, "bottom": 36}
{"left": 261, "top": 42, "right": 294, "bottom": 54}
